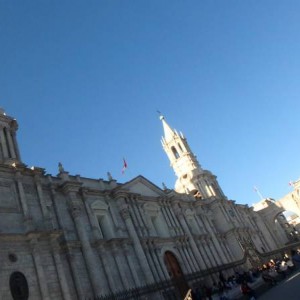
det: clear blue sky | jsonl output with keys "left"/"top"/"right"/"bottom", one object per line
{"left": 0, "top": 1, "right": 299, "bottom": 205}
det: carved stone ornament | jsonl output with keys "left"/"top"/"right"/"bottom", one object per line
{"left": 120, "top": 208, "right": 130, "bottom": 220}
{"left": 70, "top": 206, "right": 82, "bottom": 219}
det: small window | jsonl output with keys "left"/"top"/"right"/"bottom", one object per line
{"left": 171, "top": 146, "right": 180, "bottom": 159}
{"left": 10, "top": 272, "right": 29, "bottom": 300}
{"left": 177, "top": 143, "right": 183, "bottom": 152}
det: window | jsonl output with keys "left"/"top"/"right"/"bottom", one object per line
{"left": 10, "top": 272, "right": 29, "bottom": 300}
{"left": 97, "top": 214, "right": 114, "bottom": 239}
{"left": 171, "top": 146, "right": 179, "bottom": 159}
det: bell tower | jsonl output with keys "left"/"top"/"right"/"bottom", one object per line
{"left": 0, "top": 108, "right": 21, "bottom": 164}
{"left": 160, "top": 115, "right": 225, "bottom": 199}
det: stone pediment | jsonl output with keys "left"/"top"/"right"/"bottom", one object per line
{"left": 121, "top": 176, "right": 165, "bottom": 198}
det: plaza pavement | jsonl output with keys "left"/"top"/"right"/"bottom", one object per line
{"left": 258, "top": 271, "right": 300, "bottom": 300}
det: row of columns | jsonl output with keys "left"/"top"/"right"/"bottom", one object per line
{"left": 0, "top": 126, "right": 20, "bottom": 161}
{"left": 13, "top": 170, "right": 74, "bottom": 300}
{"left": 65, "top": 187, "right": 156, "bottom": 297}
{"left": 29, "top": 236, "right": 73, "bottom": 300}
{"left": 34, "top": 175, "right": 74, "bottom": 300}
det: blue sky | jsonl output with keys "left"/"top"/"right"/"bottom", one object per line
{"left": 0, "top": 1, "right": 299, "bottom": 205}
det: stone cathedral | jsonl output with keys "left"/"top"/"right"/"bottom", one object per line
{"left": 0, "top": 109, "right": 292, "bottom": 300}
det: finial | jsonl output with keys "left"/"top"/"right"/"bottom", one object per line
{"left": 162, "top": 182, "right": 168, "bottom": 190}
{"left": 157, "top": 110, "right": 164, "bottom": 121}
{"left": 58, "top": 162, "right": 65, "bottom": 173}
{"left": 107, "top": 172, "right": 113, "bottom": 181}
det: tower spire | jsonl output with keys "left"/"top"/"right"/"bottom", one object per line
{"left": 160, "top": 115, "right": 176, "bottom": 143}
{"left": 160, "top": 116, "right": 225, "bottom": 200}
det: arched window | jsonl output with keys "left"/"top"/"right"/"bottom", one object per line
{"left": 10, "top": 272, "right": 29, "bottom": 300}
{"left": 171, "top": 146, "right": 180, "bottom": 159}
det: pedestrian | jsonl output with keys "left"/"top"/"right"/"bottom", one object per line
{"left": 240, "top": 280, "right": 256, "bottom": 300}
{"left": 204, "top": 285, "right": 213, "bottom": 300}
{"left": 291, "top": 249, "right": 300, "bottom": 269}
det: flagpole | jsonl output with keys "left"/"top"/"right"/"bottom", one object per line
{"left": 254, "top": 186, "right": 264, "bottom": 200}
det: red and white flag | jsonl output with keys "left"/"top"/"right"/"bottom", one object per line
{"left": 122, "top": 158, "right": 127, "bottom": 174}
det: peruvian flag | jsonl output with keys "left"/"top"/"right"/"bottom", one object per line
{"left": 122, "top": 158, "right": 127, "bottom": 174}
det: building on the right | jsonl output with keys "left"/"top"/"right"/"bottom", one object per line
{"left": 252, "top": 178, "right": 300, "bottom": 245}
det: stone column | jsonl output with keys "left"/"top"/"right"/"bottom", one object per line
{"left": 168, "top": 204, "right": 184, "bottom": 236}
{"left": 51, "top": 239, "right": 73, "bottom": 300}
{"left": 123, "top": 243, "right": 142, "bottom": 286}
{"left": 176, "top": 211, "right": 206, "bottom": 269}
{"left": 16, "top": 173, "right": 29, "bottom": 216}
{"left": 118, "top": 201, "right": 154, "bottom": 284}
{"left": 196, "top": 240, "right": 210, "bottom": 269}
{"left": 35, "top": 176, "right": 48, "bottom": 219}
{"left": 212, "top": 235, "right": 227, "bottom": 264}
{"left": 208, "top": 237, "right": 223, "bottom": 265}
{"left": 6, "top": 128, "right": 16, "bottom": 158}
{"left": 149, "top": 241, "right": 166, "bottom": 281}
{"left": 30, "top": 238, "right": 51, "bottom": 300}
{"left": 35, "top": 175, "right": 52, "bottom": 230}
{"left": 176, "top": 240, "right": 193, "bottom": 274}
{"left": 0, "top": 126, "right": 8, "bottom": 159}
{"left": 203, "top": 239, "right": 217, "bottom": 267}
{"left": 112, "top": 243, "right": 130, "bottom": 290}
{"left": 201, "top": 238, "right": 214, "bottom": 268}
{"left": 205, "top": 218, "right": 228, "bottom": 264}
{"left": 160, "top": 199, "right": 175, "bottom": 236}
{"left": 221, "top": 237, "right": 234, "bottom": 262}
{"left": 16, "top": 172, "right": 33, "bottom": 231}
{"left": 50, "top": 191, "right": 64, "bottom": 231}
{"left": 66, "top": 249, "right": 86, "bottom": 299}
{"left": 11, "top": 131, "right": 21, "bottom": 161}
{"left": 153, "top": 246, "right": 169, "bottom": 281}
{"left": 183, "top": 246, "right": 199, "bottom": 272}
{"left": 70, "top": 206, "right": 102, "bottom": 296}
{"left": 97, "top": 244, "right": 115, "bottom": 292}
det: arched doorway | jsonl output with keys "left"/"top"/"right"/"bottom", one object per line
{"left": 9, "top": 272, "right": 29, "bottom": 300}
{"left": 164, "top": 251, "right": 189, "bottom": 297}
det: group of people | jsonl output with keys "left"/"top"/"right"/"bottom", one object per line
{"left": 188, "top": 269, "right": 259, "bottom": 300}
{"left": 187, "top": 248, "right": 300, "bottom": 300}
{"left": 240, "top": 248, "right": 300, "bottom": 299}
{"left": 260, "top": 249, "right": 300, "bottom": 285}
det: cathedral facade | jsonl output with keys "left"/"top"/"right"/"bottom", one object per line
{"left": 0, "top": 109, "right": 291, "bottom": 300}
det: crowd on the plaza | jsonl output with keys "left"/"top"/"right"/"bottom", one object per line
{"left": 187, "top": 248, "right": 300, "bottom": 300}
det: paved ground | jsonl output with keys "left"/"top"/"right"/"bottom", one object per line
{"left": 258, "top": 271, "right": 300, "bottom": 300}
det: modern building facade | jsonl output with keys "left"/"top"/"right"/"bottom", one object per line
{"left": 0, "top": 109, "right": 292, "bottom": 300}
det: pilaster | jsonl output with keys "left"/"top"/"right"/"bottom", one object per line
{"left": 118, "top": 196, "right": 155, "bottom": 285}
{"left": 51, "top": 239, "right": 73, "bottom": 300}
{"left": 30, "top": 238, "right": 51, "bottom": 300}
